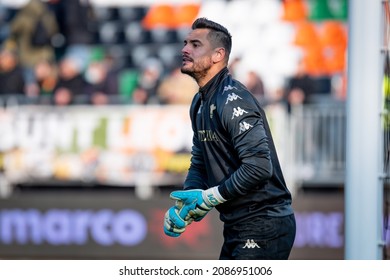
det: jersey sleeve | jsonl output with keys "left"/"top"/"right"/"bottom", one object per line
{"left": 183, "top": 94, "right": 208, "bottom": 190}
{"left": 217, "top": 86, "right": 273, "bottom": 199}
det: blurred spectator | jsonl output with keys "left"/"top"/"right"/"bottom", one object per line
{"left": 60, "top": 0, "right": 95, "bottom": 46}
{"left": 131, "top": 87, "right": 149, "bottom": 105}
{"left": 33, "top": 58, "right": 58, "bottom": 104}
{"left": 132, "top": 58, "right": 164, "bottom": 104}
{"left": 244, "top": 70, "right": 266, "bottom": 105}
{"left": 84, "top": 57, "right": 119, "bottom": 105}
{"left": 228, "top": 56, "right": 242, "bottom": 78}
{"left": 157, "top": 67, "right": 198, "bottom": 105}
{"left": 5, "top": 0, "right": 58, "bottom": 85}
{"left": 47, "top": 0, "right": 95, "bottom": 67}
{"left": 332, "top": 72, "right": 347, "bottom": 101}
{"left": 0, "top": 47, "right": 25, "bottom": 95}
{"left": 53, "top": 56, "right": 87, "bottom": 105}
{"left": 283, "top": 59, "right": 316, "bottom": 112}
{"left": 229, "top": 58, "right": 268, "bottom": 105}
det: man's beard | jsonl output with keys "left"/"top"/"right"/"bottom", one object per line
{"left": 181, "top": 59, "right": 212, "bottom": 83}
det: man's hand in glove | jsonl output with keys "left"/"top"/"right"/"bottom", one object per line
{"left": 169, "top": 186, "right": 226, "bottom": 223}
{"left": 163, "top": 200, "right": 193, "bottom": 237}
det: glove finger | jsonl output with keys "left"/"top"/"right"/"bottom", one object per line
{"left": 189, "top": 208, "right": 208, "bottom": 217}
{"left": 193, "top": 215, "right": 206, "bottom": 222}
{"left": 168, "top": 206, "right": 187, "bottom": 228}
{"left": 178, "top": 202, "right": 196, "bottom": 221}
{"left": 188, "top": 208, "right": 209, "bottom": 222}
{"left": 164, "top": 213, "right": 186, "bottom": 233}
{"left": 184, "top": 215, "right": 194, "bottom": 225}
{"left": 169, "top": 202, "right": 196, "bottom": 228}
{"left": 164, "top": 220, "right": 186, "bottom": 234}
{"left": 170, "top": 191, "right": 186, "bottom": 201}
{"left": 170, "top": 190, "right": 199, "bottom": 203}
{"left": 164, "top": 211, "right": 186, "bottom": 237}
{"left": 164, "top": 227, "right": 181, "bottom": 237}
{"left": 175, "top": 199, "right": 184, "bottom": 209}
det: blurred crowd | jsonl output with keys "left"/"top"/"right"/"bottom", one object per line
{"left": 0, "top": 0, "right": 347, "bottom": 108}
{"left": 0, "top": 0, "right": 198, "bottom": 106}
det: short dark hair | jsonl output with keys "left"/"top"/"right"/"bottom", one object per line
{"left": 192, "top": 17, "right": 232, "bottom": 62}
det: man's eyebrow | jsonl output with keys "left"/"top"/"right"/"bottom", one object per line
{"left": 184, "top": 38, "right": 203, "bottom": 45}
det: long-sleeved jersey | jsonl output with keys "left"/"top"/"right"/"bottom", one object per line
{"left": 184, "top": 67, "right": 294, "bottom": 225}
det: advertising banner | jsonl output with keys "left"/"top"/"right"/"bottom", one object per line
{"left": 0, "top": 105, "right": 193, "bottom": 188}
{"left": 0, "top": 191, "right": 223, "bottom": 259}
{"left": 0, "top": 190, "right": 353, "bottom": 260}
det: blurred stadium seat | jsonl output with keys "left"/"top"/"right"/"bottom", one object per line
{"left": 98, "top": 21, "right": 125, "bottom": 45}
{"left": 124, "top": 21, "right": 152, "bottom": 45}
{"left": 174, "top": 3, "right": 200, "bottom": 28}
{"left": 157, "top": 44, "right": 182, "bottom": 71}
{"left": 118, "top": 6, "right": 147, "bottom": 23}
{"left": 142, "top": 4, "right": 176, "bottom": 30}
{"left": 118, "top": 68, "right": 139, "bottom": 103}
{"left": 282, "top": 0, "right": 308, "bottom": 22}
{"left": 150, "top": 27, "right": 178, "bottom": 44}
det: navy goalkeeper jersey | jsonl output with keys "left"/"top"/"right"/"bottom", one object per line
{"left": 184, "top": 67, "right": 294, "bottom": 225}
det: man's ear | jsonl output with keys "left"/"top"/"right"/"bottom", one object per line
{"left": 212, "top": 48, "right": 225, "bottom": 64}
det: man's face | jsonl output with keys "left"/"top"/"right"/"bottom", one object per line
{"left": 181, "top": 28, "right": 215, "bottom": 82}
{"left": 0, "top": 50, "right": 17, "bottom": 71}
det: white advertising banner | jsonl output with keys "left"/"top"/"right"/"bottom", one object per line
{"left": 0, "top": 105, "right": 193, "bottom": 187}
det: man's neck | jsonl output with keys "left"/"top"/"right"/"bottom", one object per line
{"left": 198, "top": 65, "right": 226, "bottom": 87}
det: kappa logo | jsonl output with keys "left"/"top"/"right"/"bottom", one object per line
{"left": 242, "top": 239, "right": 260, "bottom": 249}
{"left": 225, "top": 93, "right": 242, "bottom": 104}
{"left": 222, "top": 85, "right": 238, "bottom": 94}
{"left": 239, "top": 121, "right": 253, "bottom": 134}
{"left": 232, "top": 107, "right": 248, "bottom": 119}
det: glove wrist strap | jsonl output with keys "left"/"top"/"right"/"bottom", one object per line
{"left": 203, "top": 186, "right": 226, "bottom": 206}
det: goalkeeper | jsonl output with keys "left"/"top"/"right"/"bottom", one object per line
{"left": 164, "top": 18, "right": 296, "bottom": 260}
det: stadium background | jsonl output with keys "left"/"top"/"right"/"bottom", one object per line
{"left": 0, "top": 0, "right": 388, "bottom": 259}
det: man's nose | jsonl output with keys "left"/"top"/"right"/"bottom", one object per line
{"left": 181, "top": 45, "right": 190, "bottom": 54}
